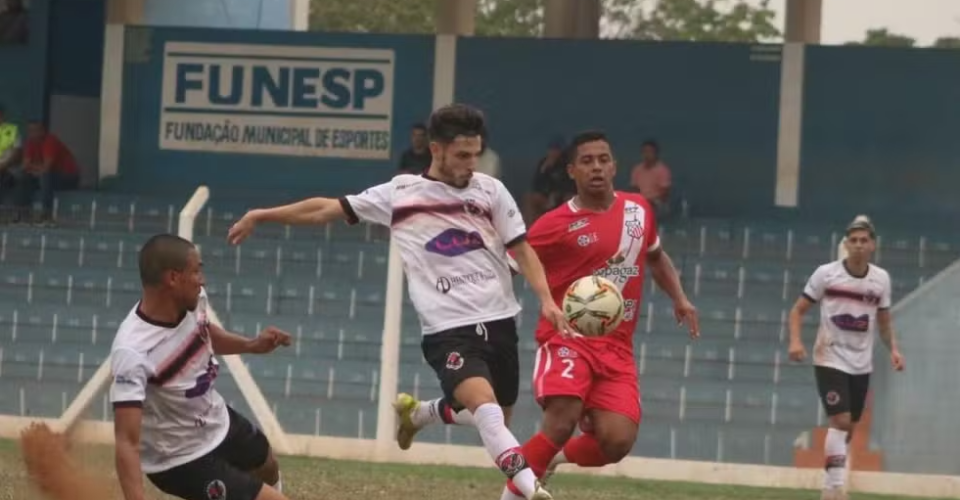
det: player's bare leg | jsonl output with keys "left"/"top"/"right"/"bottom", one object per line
{"left": 822, "top": 413, "right": 855, "bottom": 500}
{"left": 547, "top": 408, "right": 637, "bottom": 474}
{"left": 447, "top": 377, "right": 551, "bottom": 500}
{"left": 501, "top": 396, "right": 582, "bottom": 500}
{"left": 249, "top": 448, "right": 284, "bottom": 493}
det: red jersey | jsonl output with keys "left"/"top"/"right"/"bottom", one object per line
{"left": 528, "top": 192, "right": 660, "bottom": 348}
{"left": 24, "top": 134, "right": 79, "bottom": 176}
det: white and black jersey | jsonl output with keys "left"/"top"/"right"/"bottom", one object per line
{"left": 803, "top": 260, "right": 893, "bottom": 375}
{"left": 340, "top": 173, "right": 526, "bottom": 334}
{"left": 109, "top": 291, "right": 229, "bottom": 473}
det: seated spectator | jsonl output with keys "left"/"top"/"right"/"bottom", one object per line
{"left": 523, "top": 136, "right": 573, "bottom": 224}
{"left": 0, "top": 105, "right": 22, "bottom": 219}
{"left": 5, "top": 121, "right": 79, "bottom": 225}
{"left": 630, "top": 139, "right": 672, "bottom": 220}
{"left": 397, "top": 123, "right": 431, "bottom": 175}
{"left": 0, "top": 0, "right": 28, "bottom": 44}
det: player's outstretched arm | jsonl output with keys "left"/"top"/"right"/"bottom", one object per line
{"left": 114, "top": 406, "right": 146, "bottom": 500}
{"left": 510, "top": 240, "right": 574, "bottom": 335}
{"left": 209, "top": 323, "right": 292, "bottom": 355}
{"left": 788, "top": 296, "right": 813, "bottom": 361}
{"left": 228, "top": 197, "right": 347, "bottom": 244}
{"left": 647, "top": 248, "right": 699, "bottom": 337}
{"left": 877, "top": 310, "right": 905, "bottom": 371}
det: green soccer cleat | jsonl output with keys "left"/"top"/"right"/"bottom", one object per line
{"left": 392, "top": 392, "right": 422, "bottom": 451}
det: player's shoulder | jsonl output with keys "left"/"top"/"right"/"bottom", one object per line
{"left": 529, "top": 201, "right": 575, "bottom": 232}
{"left": 813, "top": 260, "right": 843, "bottom": 276}
{"left": 868, "top": 263, "right": 892, "bottom": 282}
{"left": 111, "top": 310, "right": 152, "bottom": 355}
{"left": 618, "top": 191, "right": 655, "bottom": 210}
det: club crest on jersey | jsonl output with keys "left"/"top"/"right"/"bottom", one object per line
{"left": 205, "top": 479, "right": 226, "bottom": 500}
{"left": 625, "top": 219, "right": 645, "bottom": 240}
{"left": 567, "top": 218, "right": 589, "bottom": 232}
{"left": 825, "top": 391, "right": 841, "bottom": 406}
{"left": 425, "top": 228, "right": 486, "bottom": 257}
{"left": 445, "top": 351, "right": 464, "bottom": 370}
{"left": 577, "top": 233, "right": 598, "bottom": 247}
{"left": 463, "top": 198, "right": 487, "bottom": 217}
{"left": 557, "top": 347, "right": 578, "bottom": 358}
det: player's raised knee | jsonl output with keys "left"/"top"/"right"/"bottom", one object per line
{"left": 598, "top": 435, "right": 634, "bottom": 463}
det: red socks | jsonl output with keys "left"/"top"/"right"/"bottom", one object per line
{"left": 562, "top": 433, "right": 610, "bottom": 467}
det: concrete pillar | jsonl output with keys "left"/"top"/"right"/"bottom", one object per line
{"left": 574, "top": 0, "right": 600, "bottom": 39}
{"left": 106, "top": 0, "right": 144, "bottom": 24}
{"left": 784, "top": 0, "right": 822, "bottom": 43}
{"left": 544, "top": 0, "right": 576, "bottom": 38}
{"left": 436, "top": 0, "right": 477, "bottom": 36}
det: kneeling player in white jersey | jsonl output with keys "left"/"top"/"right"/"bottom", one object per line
{"left": 111, "top": 234, "right": 292, "bottom": 500}
{"left": 228, "top": 104, "right": 567, "bottom": 500}
{"left": 788, "top": 217, "right": 905, "bottom": 500}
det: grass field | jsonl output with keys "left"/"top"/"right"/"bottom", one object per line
{"left": 0, "top": 438, "right": 946, "bottom": 500}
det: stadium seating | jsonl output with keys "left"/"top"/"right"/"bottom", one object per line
{"left": 0, "top": 190, "right": 956, "bottom": 467}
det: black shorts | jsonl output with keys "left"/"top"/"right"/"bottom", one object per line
{"left": 815, "top": 365, "right": 871, "bottom": 422}
{"left": 147, "top": 406, "right": 271, "bottom": 500}
{"left": 421, "top": 316, "right": 520, "bottom": 408}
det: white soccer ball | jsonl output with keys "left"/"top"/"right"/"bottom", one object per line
{"left": 562, "top": 275, "right": 625, "bottom": 337}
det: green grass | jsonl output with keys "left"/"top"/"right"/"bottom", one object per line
{"left": 0, "top": 438, "right": 944, "bottom": 500}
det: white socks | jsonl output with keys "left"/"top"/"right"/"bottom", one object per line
{"left": 411, "top": 398, "right": 476, "bottom": 427}
{"left": 473, "top": 403, "right": 538, "bottom": 498}
{"left": 499, "top": 486, "right": 525, "bottom": 500}
{"left": 823, "top": 428, "right": 849, "bottom": 489}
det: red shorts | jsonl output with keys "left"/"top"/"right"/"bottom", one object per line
{"left": 532, "top": 336, "right": 641, "bottom": 424}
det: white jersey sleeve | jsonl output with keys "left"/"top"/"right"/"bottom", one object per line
{"left": 491, "top": 179, "right": 526, "bottom": 246}
{"left": 802, "top": 264, "right": 829, "bottom": 302}
{"left": 340, "top": 182, "right": 393, "bottom": 227}
{"left": 109, "top": 347, "right": 150, "bottom": 407}
{"left": 879, "top": 269, "right": 892, "bottom": 309}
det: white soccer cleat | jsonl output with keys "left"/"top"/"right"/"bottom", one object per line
{"left": 392, "top": 393, "right": 422, "bottom": 450}
{"left": 530, "top": 480, "right": 553, "bottom": 500}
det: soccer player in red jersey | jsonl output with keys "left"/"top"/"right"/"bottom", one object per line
{"left": 499, "top": 130, "right": 700, "bottom": 499}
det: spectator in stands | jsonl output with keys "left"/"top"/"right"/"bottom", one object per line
{"left": 397, "top": 122, "right": 432, "bottom": 175}
{"left": 8, "top": 121, "right": 79, "bottom": 225}
{"left": 476, "top": 142, "right": 501, "bottom": 178}
{"left": 630, "top": 139, "right": 672, "bottom": 220}
{"left": 523, "top": 136, "right": 573, "bottom": 224}
{"left": 0, "top": 105, "right": 22, "bottom": 220}
{"left": 0, "top": 0, "right": 28, "bottom": 44}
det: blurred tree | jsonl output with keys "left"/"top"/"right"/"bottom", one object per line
{"left": 309, "top": 0, "right": 780, "bottom": 42}
{"left": 849, "top": 28, "right": 916, "bottom": 47}
{"left": 933, "top": 36, "right": 960, "bottom": 48}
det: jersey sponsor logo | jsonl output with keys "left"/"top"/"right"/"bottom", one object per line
{"left": 577, "top": 233, "right": 598, "bottom": 247}
{"left": 593, "top": 266, "right": 640, "bottom": 279}
{"left": 445, "top": 351, "right": 464, "bottom": 370}
{"left": 830, "top": 313, "right": 870, "bottom": 333}
{"left": 425, "top": 228, "right": 486, "bottom": 256}
{"left": 114, "top": 374, "right": 138, "bottom": 386}
{"left": 435, "top": 271, "right": 496, "bottom": 294}
{"left": 205, "top": 479, "right": 227, "bottom": 500}
{"left": 568, "top": 218, "right": 589, "bottom": 232}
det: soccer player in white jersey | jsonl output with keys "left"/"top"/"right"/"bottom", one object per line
{"left": 788, "top": 217, "right": 905, "bottom": 500}
{"left": 111, "top": 234, "right": 293, "bottom": 500}
{"left": 228, "top": 104, "right": 567, "bottom": 500}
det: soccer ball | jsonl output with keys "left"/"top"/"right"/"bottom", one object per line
{"left": 562, "top": 276, "right": 625, "bottom": 337}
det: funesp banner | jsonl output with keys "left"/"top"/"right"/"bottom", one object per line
{"left": 159, "top": 41, "right": 395, "bottom": 159}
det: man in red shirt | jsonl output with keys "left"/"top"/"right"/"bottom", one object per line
{"left": 10, "top": 121, "right": 79, "bottom": 224}
{"left": 495, "top": 131, "right": 699, "bottom": 498}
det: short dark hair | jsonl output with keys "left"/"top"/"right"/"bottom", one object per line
{"left": 641, "top": 140, "right": 659, "bottom": 152}
{"left": 566, "top": 130, "right": 610, "bottom": 162}
{"left": 139, "top": 234, "right": 195, "bottom": 286}
{"left": 427, "top": 104, "right": 487, "bottom": 144}
{"left": 411, "top": 122, "right": 426, "bottom": 132}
